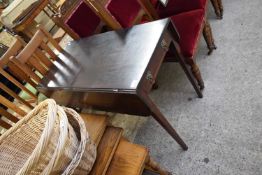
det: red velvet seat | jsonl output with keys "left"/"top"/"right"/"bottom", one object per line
{"left": 151, "top": 0, "right": 207, "bottom": 18}
{"left": 106, "top": 0, "right": 142, "bottom": 27}
{"left": 171, "top": 9, "right": 205, "bottom": 58}
{"left": 66, "top": 2, "right": 101, "bottom": 38}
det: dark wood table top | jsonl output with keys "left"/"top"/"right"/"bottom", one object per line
{"left": 39, "top": 18, "right": 171, "bottom": 92}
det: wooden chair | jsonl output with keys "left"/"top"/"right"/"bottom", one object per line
{"left": 0, "top": 37, "right": 37, "bottom": 133}
{"left": 85, "top": 0, "right": 154, "bottom": 29}
{"left": 51, "top": 0, "right": 109, "bottom": 40}
{"left": 9, "top": 25, "right": 64, "bottom": 88}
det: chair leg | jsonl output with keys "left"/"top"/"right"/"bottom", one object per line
{"left": 210, "top": 0, "right": 223, "bottom": 19}
{"left": 217, "top": 0, "right": 224, "bottom": 18}
{"left": 203, "top": 20, "right": 217, "bottom": 55}
{"left": 145, "top": 156, "right": 172, "bottom": 175}
{"left": 190, "top": 61, "right": 205, "bottom": 90}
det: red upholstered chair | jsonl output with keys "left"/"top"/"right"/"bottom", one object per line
{"left": 140, "top": 0, "right": 217, "bottom": 89}
{"left": 52, "top": 0, "right": 107, "bottom": 40}
{"left": 149, "top": 0, "right": 223, "bottom": 19}
{"left": 85, "top": 0, "right": 154, "bottom": 29}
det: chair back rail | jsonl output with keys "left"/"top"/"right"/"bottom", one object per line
{"left": 51, "top": 0, "right": 106, "bottom": 40}
{"left": 139, "top": 0, "right": 160, "bottom": 19}
{"left": 85, "top": 0, "right": 154, "bottom": 29}
{"left": 0, "top": 27, "right": 62, "bottom": 131}
{"left": 10, "top": 25, "right": 64, "bottom": 86}
{"left": 0, "top": 37, "right": 35, "bottom": 131}
{"left": 85, "top": 0, "right": 122, "bottom": 30}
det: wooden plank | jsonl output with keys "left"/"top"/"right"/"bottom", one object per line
{"left": 0, "top": 118, "right": 12, "bottom": 129}
{"left": 0, "top": 68, "right": 37, "bottom": 100}
{"left": 39, "top": 43, "right": 58, "bottom": 61}
{"left": 38, "top": 25, "right": 64, "bottom": 52}
{"left": 0, "top": 38, "right": 24, "bottom": 68}
{"left": 106, "top": 139, "right": 148, "bottom": 175}
{"left": 34, "top": 49, "right": 53, "bottom": 69}
{"left": 0, "top": 108, "right": 19, "bottom": 123}
{"left": 90, "top": 126, "right": 123, "bottom": 175}
{"left": 10, "top": 58, "right": 42, "bottom": 84}
{"left": 28, "top": 56, "right": 47, "bottom": 76}
{"left": 80, "top": 113, "right": 108, "bottom": 145}
{"left": 0, "top": 95, "right": 26, "bottom": 116}
{"left": 0, "top": 82, "right": 33, "bottom": 109}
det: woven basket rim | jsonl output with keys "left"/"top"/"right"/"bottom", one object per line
{"left": 18, "top": 99, "right": 59, "bottom": 175}
{"left": 0, "top": 99, "right": 56, "bottom": 143}
{"left": 42, "top": 106, "right": 71, "bottom": 175}
{"left": 62, "top": 107, "right": 88, "bottom": 175}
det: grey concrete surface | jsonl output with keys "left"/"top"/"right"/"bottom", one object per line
{"left": 134, "top": 0, "right": 262, "bottom": 174}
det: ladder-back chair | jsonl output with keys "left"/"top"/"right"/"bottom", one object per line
{"left": 9, "top": 25, "right": 64, "bottom": 88}
{"left": 0, "top": 37, "right": 37, "bottom": 133}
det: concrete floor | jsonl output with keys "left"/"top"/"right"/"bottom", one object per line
{"left": 134, "top": 0, "right": 262, "bottom": 174}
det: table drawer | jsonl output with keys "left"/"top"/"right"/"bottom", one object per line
{"left": 140, "top": 30, "right": 172, "bottom": 92}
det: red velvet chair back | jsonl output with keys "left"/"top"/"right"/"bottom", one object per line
{"left": 106, "top": 0, "right": 142, "bottom": 27}
{"left": 65, "top": 1, "right": 101, "bottom": 38}
{"left": 151, "top": 0, "right": 207, "bottom": 18}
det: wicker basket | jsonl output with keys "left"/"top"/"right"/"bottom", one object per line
{"left": 0, "top": 99, "right": 94, "bottom": 175}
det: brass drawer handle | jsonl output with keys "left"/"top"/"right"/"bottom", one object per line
{"left": 146, "top": 70, "right": 154, "bottom": 83}
{"left": 161, "top": 39, "right": 169, "bottom": 51}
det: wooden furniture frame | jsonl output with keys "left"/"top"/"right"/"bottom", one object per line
{"left": 84, "top": 0, "right": 154, "bottom": 29}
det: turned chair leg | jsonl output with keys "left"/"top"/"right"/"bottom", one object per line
{"left": 145, "top": 156, "right": 172, "bottom": 175}
{"left": 189, "top": 61, "right": 205, "bottom": 90}
{"left": 203, "top": 20, "right": 217, "bottom": 55}
{"left": 210, "top": 0, "right": 223, "bottom": 19}
{"left": 217, "top": 0, "right": 224, "bottom": 17}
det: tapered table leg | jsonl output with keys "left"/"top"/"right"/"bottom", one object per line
{"left": 139, "top": 92, "right": 188, "bottom": 150}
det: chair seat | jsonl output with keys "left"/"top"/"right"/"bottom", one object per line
{"left": 106, "top": 0, "right": 141, "bottom": 27}
{"left": 171, "top": 9, "right": 205, "bottom": 58}
{"left": 151, "top": 0, "right": 207, "bottom": 18}
{"left": 66, "top": 1, "right": 101, "bottom": 38}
